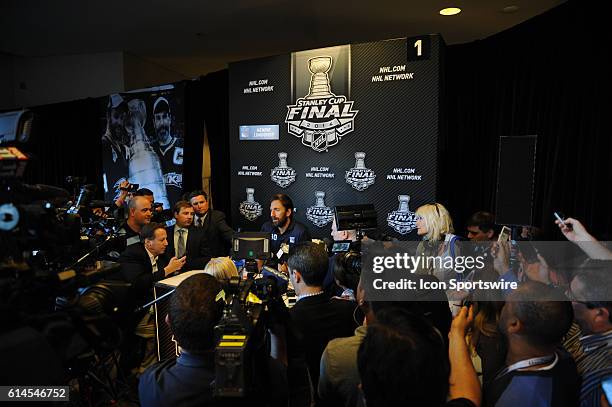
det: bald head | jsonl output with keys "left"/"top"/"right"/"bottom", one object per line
{"left": 128, "top": 195, "right": 153, "bottom": 228}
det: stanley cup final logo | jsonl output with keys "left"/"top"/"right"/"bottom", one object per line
{"left": 286, "top": 56, "right": 358, "bottom": 153}
{"left": 387, "top": 195, "right": 418, "bottom": 235}
{"left": 306, "top": 191, "right": 334, "bottom": 227}
{"left": 239, "top": 188, "right": 263, "bottom": 221}
{"left": 345, "top": 152, "right": 376, "bottom": 191}
{"left": 270, "top": 152, "right": 296, "bottom": 188}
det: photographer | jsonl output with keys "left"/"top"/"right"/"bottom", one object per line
{"left": 138, "top": 273, "right": 287, "bottom": 407}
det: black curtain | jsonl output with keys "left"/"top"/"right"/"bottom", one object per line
{"left": 22, "top": 98, "right": 103, "bottom": 198}
{"left": 183, "top": 71, "right": 232, "bottom": 218}
{"left": 441, "top": 0, "right": 612, "bottom": 239}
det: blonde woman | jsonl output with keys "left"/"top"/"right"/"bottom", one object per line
{"left": 414, "top": 202, "right": 460, "bottom": 282}
{"left": 204, "top": 257, "right": 239, "bottom": 282}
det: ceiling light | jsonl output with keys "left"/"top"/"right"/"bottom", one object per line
{"left": 439, "top": 7, "right": 461, "bottom": 16}
{"left": 502, "top": 5, "right": 519, "bottom": 13}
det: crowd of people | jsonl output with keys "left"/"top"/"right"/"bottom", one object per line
{"left": 100, "top": 190, "right": 610, "bottom": 407}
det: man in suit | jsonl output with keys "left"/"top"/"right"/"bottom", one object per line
{"left": 117, "top": 222, "right": 185, "bottom": 373}
{"left": 166, "top": 201, "right": 212, "bottom": 271}
{"left": 118, "top": 222, "right": 186, "bottom": 310}
{"left": 187, "top": 190, "right": 234, "bottom": 257}
{"left": 286, "top": 242, "right": 358, "bottom": 403}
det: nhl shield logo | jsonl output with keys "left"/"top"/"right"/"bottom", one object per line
{"left": 239, "top": 188, "right": 263, "bottom": 221}
{"left": 387, "top": 195, "right": 418, "bottom": 235}
{"left": 286, "top": 56, "right": 358, "bottom": 153}
{"left": 306, "top": 191, "right": 334, "bottom": 227}
{"left": 270, "top": 152, "right": 296, "bottom": 188}
{"left": 345, "top": 152, "right": 376, "bottom": 191}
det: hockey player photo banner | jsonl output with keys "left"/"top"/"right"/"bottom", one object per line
{"left": 100, "top": 83, "right": 185, "bottom": 209}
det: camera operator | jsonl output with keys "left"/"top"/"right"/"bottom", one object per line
{"left": 134, "top": 188, "right": 168, "bottom": 223}
{"left": 115, "top": 195, "right": 152, "bottom": 251}
{"left": 138, "top": 273, "right": 288, "bottom": 407}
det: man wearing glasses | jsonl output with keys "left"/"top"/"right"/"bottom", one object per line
{"left": 566, "top": 261, "right": 612, "bottom": 407}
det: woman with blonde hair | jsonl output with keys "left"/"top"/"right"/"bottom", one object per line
{"left": 414, "top": 202, "right": 460, "bottom": 282}
{"left": 204, "top": 257, "right": 239, "bottom": 282}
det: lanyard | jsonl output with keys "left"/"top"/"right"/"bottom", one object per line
{"left": 495, "top": 352, "right": 558, "bottom": 380}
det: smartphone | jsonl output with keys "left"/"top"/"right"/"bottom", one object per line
{"left": 554, "top": 211, "right": 572, "bottom": 231}
{"left": 498, "top": 226, "right": 511, "bottom": 242}
{"left": 553, "top": 211, "right": 566, "bottom": 226}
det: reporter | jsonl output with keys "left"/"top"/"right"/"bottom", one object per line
{"left": 204, "top": 257, "right": 239, "bottom": 281}
{"left": 357, "top": 307, "right": 476, "bottom": 407}
{"left": 449, "top": 306, "right": 481, "bottom": 406}
{"left": 556, "top": 217, "right": 612, "bottom": 260}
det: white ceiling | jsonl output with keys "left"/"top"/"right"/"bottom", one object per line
{"left": 0, "top": 0, "right": 566, "bottom": 78}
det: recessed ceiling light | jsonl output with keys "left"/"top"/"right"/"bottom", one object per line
{"left": 502, "top": 5, "right": 519, "bottom": 13}
{"left": 439, "top": 7, "right": 461, "bottom": 16}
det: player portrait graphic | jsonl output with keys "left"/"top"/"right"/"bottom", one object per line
{"left": 101, "top": 85, "right": 185, "bottom": 209}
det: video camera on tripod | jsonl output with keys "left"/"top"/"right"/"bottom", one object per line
{"left": 212, "top": 232, "right": 289, "bottom": 398}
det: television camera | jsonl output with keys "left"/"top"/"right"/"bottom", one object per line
{"left": 212, "top": 232, "right": 289, "bottom": 398}
{"left": 0, "top": 143, "right": 138, "bottom": 402}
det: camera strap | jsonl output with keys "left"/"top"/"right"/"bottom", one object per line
{"left": 494, "top": 352, "right": 558, "bottom": 381}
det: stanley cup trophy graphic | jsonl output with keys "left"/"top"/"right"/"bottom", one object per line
{"left": 239, "top": 187, "right": 262, "bottom": 221}
{"left": 270, "top": 152, "right": 296, "bottom": 188}
{"left": 126, "top": 99, "right": 169, "bottom": 209}
{"left": 286, "top": 54, "right": 358, "bottom": 152}
{"left": 278, "top": 152, "right": 289, "bottom": 169}
{"left": 306, "top": 57, "right": 336, "bottom": 99}
{"left": 345, "top": 151, "right": 376, "bottom": 191}
{"left": 306, "top": 191, "right": 334, "bottom": 227}
{"left": 387, "top": 195, "right": 418, "bottom": 235}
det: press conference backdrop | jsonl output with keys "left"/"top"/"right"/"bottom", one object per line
{"left": 229, "top": 35, "right": 444, "bottom": 239}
